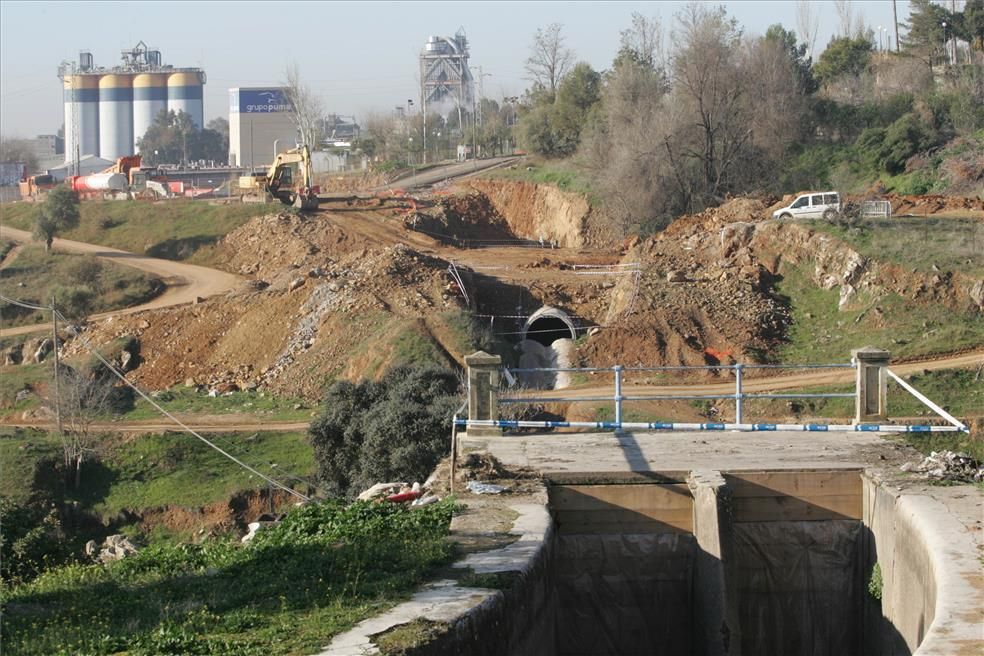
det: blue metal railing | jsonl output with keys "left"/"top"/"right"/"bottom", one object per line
{"left": 457, "top": 361, "right": 968, "bottom": 434}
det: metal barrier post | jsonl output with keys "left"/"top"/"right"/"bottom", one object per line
{"left": 465, "top": 351, "right": 502, "bottom": 436}
{"left": 614, "top": 365, "right": 623, "bottom": 430}
{"left": 852, "top": 347, "right": 890, "bottom": 423}
{"left": 734, "top": 363, "right": 744, "bottom": 424}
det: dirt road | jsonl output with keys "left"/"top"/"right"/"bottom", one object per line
{"left": 0, "top": 225, "right": 242, "bottom": 337}
{"left": 373, "top": 156, "right": 519, "bottom": 191}
{"left": 523, "top": 349, "right": 984, "bottom": 400}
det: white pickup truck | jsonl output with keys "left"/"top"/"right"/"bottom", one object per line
{"left": 772, "top": 191, "right": 842, "bottom": 220}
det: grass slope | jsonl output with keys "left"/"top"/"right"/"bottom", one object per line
{"left": 0, "top": 246, "right": 160, "bottom": 327}
{"left": 1, "top": 498, "right": 456, "bottom": 656}
{"left": 810, "top": 217, "right": 984, "bottom": 278}
{"left": 0, "top": 200, "right": 271, "bottom": 267}
{"left": 0, "top": 428, "right": 315, "bottom": 518}
{"left": 776, "top": 262, "right": 984, "bottom": 363}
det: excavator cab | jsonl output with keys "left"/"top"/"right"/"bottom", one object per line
{"left": 239, "top": 145, "right": 319, "bottom": 210}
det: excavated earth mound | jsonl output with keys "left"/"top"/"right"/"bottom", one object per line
{"left": 581, "top": 196, "right": 983, "bottom": 369}
{"left": 62, "top": 211, "right": 470, "bottom": 399}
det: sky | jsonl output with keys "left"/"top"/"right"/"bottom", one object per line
{"left": 0, "top": 0, "right": 912, "bottom": 138}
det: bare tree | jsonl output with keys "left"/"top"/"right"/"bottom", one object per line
{"left": 282, "top": 64, "right": 325, "bottom": 149}
{"left": 667, "top": 4, "right": 752, "bottom": 209}
{"left": 742, "top": 36, "right": 810, "bottom": 165}
{"left": 835, "top": 0, "right": 855, "bottom": 36}
{"left": 796, "top": 0, "right": 820, "bottom": 57}
{"left": 51, "top": 365, "right": 120, "bottom": 488}
{"left": 525, "top": 23, "right": 575, "bottom": 94}
{"left": 619, "top": 12, "right": 665, "bottom": 70}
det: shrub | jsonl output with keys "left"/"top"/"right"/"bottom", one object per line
{"left": 309, "top": 365, "right": 461, "bottom": 498}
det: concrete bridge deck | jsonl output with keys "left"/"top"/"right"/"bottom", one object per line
{"left": 458, "top": 428, "right": 906, "bottom": 474}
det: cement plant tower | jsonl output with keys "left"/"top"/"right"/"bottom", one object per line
{"left": 58, "top": 41, "right": 205, "bottom": 163}
{"left": 419, "top": 30, "right": 474, "bottom": 123}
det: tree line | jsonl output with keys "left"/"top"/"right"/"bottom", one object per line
{"left": 515, "top": 1, "right": 984, "bottom": 235}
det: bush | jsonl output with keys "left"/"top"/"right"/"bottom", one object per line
{"left": 66, "top": 256, "right": 103, "bottom": 290}
{"left": 309, "top": 365, "right": 461, "bottom": 498}
{"left": 0, "top": 497, "right": 75, "bottom": 583}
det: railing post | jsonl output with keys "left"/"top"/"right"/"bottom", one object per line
{"left": 613, "top": 365, "right": 623, "bottom": 431}
{"left": 464, "top": 351, "right": 502, "bottom": 436}
{"left": 734, "top": 363, "right": 744, "bottom": 425}
{"left": 852, "top": 347, "right": 891, "bottom": 423}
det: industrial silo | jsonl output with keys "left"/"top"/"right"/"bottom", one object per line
{"left": 167, "top": 71, "right": 205, "bottom": 129}
{"left": 132, "top": 73, "right": 167, "bottom": 153}
{"left": 63, "top": 74, "right": 99, "bottom": 161}
{"left": 98, "top": 73, "right": 134, "bottom": 160}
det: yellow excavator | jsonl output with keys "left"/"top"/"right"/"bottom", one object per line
{"left": 239, "top": 145, "right": 320, "bottom": 210}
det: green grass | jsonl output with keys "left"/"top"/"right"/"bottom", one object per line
{"left": 741, "top": 367, "right": 982, "bottom": 425}
{"left": 0, "top": 498, "right": 457, "bottom": 656}
{"left": 0, "top": 428, "right": 316, "bottom": 518}
{"left": 0, "top": 200, "right": 271, "bottom": 267}
{"left": 85, "top": 431, "right": 316, "bottom": 517}
{"left": 0, "top": 429, "right": 62, "bottom": 504}
{"left": 811, "top": 217, "right": 984, "bottom": 278}
{"left": 123, "top": 386, "right": 312, "bottom": 422}
{"left": 0, "top": 245, "right": 161, "bottom": 327}
{"left": 483, "top": 158, "right": 596, "bottom": 199}
{"left": 0, "top": 363, "right": 47, "bottom": 413}
{"left": 775, "top": 261, "right": 984, "bottom": 363}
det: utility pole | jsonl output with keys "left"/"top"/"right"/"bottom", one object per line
{"left": 892, "top": 0, "right": 901, "bottom": 52}
{"left": 51, "top": 296, "right": 62, "bottom": 434}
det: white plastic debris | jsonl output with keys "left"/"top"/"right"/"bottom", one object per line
{"left": 357, "top": 482, "right": 406, "bottom": 502}
{"left": 411, "top": 494, "right": 440, "bottom": 507}
{"left": 466, "top": 481, "right": 507, "bottom": 495}
{"left": 900, "top": 450, "right": 983, "bottom": 483}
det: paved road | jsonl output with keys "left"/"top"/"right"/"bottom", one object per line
{"left": 0, "top": 225, "right": 242, "bottom": 337}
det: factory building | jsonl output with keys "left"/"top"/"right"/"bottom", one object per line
{"left": 419, "top": 31, "right": 474, "bottom": 119}
{"left": 228, "top": 87, "right": 298, "bottom": 168}
{"left": 59, "top": 42, "right": 205, "bottom": 162}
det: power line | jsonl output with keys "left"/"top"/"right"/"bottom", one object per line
{"left": 2, "top": 292, "right": 310, "bottom": 502}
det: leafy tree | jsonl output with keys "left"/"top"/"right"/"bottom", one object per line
{"left": 33, "top": 185, "right": 80, "bottom": 253}
{"left": 136, "top": 109, "right": 227, "bottom": 165}
{"left": 765, "top": 24, "right": 818, "bottom": 94}
{"left": 309, "top": 365, "right": 461, "bottom": 498}
{"left": 958, "top": 0, "right": 984, "bottom": 52}
{"left": 0, "top": 136, "right": 39, "bottom": 174}
{"left": 814, "top": 35, "right": 873, "bottom": 84}
{"left": 518, "top": 62, "right": 600, "bottom": 157}
{"left": 525, "top": 23, "right": 575, "bottom": 94}
{"left": 903, "top": 0, "right": 952, "bottom": 69}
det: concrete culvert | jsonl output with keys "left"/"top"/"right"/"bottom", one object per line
{"left": 522, "top": 307, "right": 576, "bottom": 346}
{"left": 518, "top": 307, "right": 577, "bottom": 389}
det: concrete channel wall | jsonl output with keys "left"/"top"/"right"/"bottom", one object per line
{"left": 322, "top": 469, "right": 979, "bottom": 655}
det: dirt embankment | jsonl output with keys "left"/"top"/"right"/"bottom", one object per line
{"left": 131, "top": 488, "right": 299, "bottom": 538}
{"left": 583, "top": 196, "right": 983, "bottom": 369}
{"left": 60, "top": 211, "right": 470, "bottom": 399}
{"left": 464, "top": 179, "right": 611, "bottom": 248}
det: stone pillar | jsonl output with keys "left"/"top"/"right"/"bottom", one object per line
{"left": 852, "top": 346, "right": 890, "bottom": 423}
{"left": 465, "top": 351, "right": 502, "bottom": 436}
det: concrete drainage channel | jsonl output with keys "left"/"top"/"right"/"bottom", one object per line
{"left": 322, "top": 467, "right": 980, "bottom": 656}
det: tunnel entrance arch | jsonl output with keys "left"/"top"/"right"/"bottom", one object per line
{"left": 522, "top": 306, "right": 577, "bottom": 346}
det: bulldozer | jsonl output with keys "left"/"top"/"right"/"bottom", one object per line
{"left": 239, "top": 145, "right": 320, "bottom": 211}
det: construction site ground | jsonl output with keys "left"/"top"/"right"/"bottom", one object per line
{"left": 1, "top": 179, "right": 982, "bottom": 432}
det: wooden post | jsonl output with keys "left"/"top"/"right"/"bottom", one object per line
{"left": 51, "top": 296, "right": 62, "bottom": 434}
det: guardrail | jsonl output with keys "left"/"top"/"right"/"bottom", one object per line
{"left": 456, "top": 347, "right": 969, "bottom": 435}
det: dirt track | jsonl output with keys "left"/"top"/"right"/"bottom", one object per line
{"left": 0, "top": 225, "right": 242, "bottom": 337}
